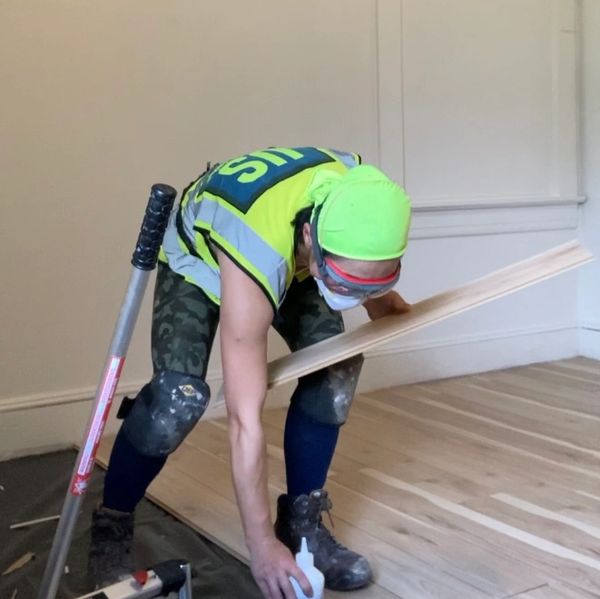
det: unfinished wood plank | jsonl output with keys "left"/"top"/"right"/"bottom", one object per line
{"left": 508, "top": 581, "right": 600, "bottom": 598}
{"left": 267, "top": 241, "right": 592, "bottom": 388}
{"left": 528, "top": 363, "right": 600, "bottom": 386}
{"left": 360, "top": 468, "right": 600, "bottom": 593}
{"left": 434, "top": 378, "right": 600, "bottom": 425}
{"left": 518, "top": 366, "right": 600, "bottom": 394}
{"left": 551, "top": 357, "right": 600, "bottom": 382}
{"left": 316, "top": 477, "right": 547, "bottom": 597}
{"left": 472, "top": 370, "right": 600, "bottom": 417}
{"left": 357, "top": 393, "right": 600, "bottom": 490}
{"left": 471, "top": 480, "right": 600, "bottom": 531}
{"left": 261, "top": 406, "right": 492, "bottom": 504}
{"left": 354, "top": 390, "right": 600, "bottom": 478}
{"left": 461, "top": 494, "right": 600, "bottom": 561}
{"left": 323, "top": 467, "right": 596, "bottom": 595}
{"left": 490, "top": 493, "right": 600, "bottom": 541}
{"left": 378, "top": 386, "right": 600, "bottom": 463}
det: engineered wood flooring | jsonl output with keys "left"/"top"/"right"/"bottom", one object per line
{"left": 96, "top": 357, "right": 600, "bottom": 598}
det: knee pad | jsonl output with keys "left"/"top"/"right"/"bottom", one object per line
{"left": 292, "top": 354, "right": 364, "bottom": 426}
{"left": 121, "top": 370, "right": 210, "bottom": 457}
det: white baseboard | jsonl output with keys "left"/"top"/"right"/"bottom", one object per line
{"left": 0, "top": 324, "right": 579, "bottom": 461}
{"left": 0, "top": 381, "right": 145, "bottom": 414}
{"left": 580, "top": 321, "right": 600, "bottom": 360}
{"left": 358, "top": 323, "right": 579, "bottom": 391}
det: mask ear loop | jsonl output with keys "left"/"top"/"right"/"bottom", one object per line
{"left": 309, "top": 203, "right": 327, "bottom": 277}
{"left": 306, "top": 168, "right": 342, "bottom": 274}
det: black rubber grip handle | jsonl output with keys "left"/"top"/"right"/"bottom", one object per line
{"left": 131, "top": 183, "right": 177, "bottom": 270}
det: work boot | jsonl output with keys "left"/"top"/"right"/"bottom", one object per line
{"left": 87, "top": 505, "right": 135, "bottom": 589}
{"left": 274, "top": 489, "right": 373, "bottom": 591}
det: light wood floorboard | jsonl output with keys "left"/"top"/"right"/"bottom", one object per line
{"left": 96, "top": 357, "right": 600, "bottom": 598}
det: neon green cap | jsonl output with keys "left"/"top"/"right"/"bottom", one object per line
{"left": 308, "top": 165, "right": 412, "bottom": 260}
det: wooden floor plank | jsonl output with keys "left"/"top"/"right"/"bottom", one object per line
{"left": 414, "top": 379, "right": 600, "bottom": 447}
{"left": 471, "top": 371, "right": 600, "bottom": 417}
{"left": 516, "top": 366, "right": 600, "bottom": 395}
{"left": 528, "top": 363, "right": 600, "bottom": 386}
{"left": 507, "top": 581, "right": 600, "bottom": 598}
{"left": 358, "top": 467, "right": 600, "bottom": 593}
{"left": 267, "top": 242, "right": 592, "bottom": 388}
{"left": 353, "top": 394, "right": 600, "bottom": 492}
{"left": 364, "top": 392, "right": 600, "bottom": 477}
{"left": 462, "top": 494, "right": 600, "bottom": 559}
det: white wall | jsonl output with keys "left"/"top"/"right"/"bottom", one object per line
{"left": 352, "top": 0, "right": 583, "bottom": 383}
{"left": 0, "top": 0, "right": 380, "bottom": 457}
{"left": 579, "top": 0, "right": 600, "bottom": 358}
{"left": 0, "top": 0, "right": 587, "bottom": 459}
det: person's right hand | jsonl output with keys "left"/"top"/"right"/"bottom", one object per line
{"left": 249, "top": 536, "right": 313, "bottom": 599}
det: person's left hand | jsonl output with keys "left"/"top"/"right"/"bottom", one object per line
{"left": 364, "top": 291, "right": 411, "bottom": 321}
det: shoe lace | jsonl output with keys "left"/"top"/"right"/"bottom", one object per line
{"left": 322, "top": 496, "right": 335, "bottom": 529}
{"left": 316, "top": 495, "right": 348, "bottom": 552}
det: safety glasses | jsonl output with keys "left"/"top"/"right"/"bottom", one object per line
{"left": 310, "top": 206, "right": 401, "bottom": 299}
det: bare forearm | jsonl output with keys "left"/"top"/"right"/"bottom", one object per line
{"left": 217, "top": 249, "right": 311, "bottom": 598}
{"left": 229, "top": 414, "right": 272, "bottom": 549}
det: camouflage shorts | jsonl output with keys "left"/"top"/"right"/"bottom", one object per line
{"left": 151, "top": 263, "right": 220, "bottom": 378}
{"left": 273, "top": 278, "right": 364, "bottom": 425}
{"left": 151, "top": 264, "right": 363, "bottom": 424}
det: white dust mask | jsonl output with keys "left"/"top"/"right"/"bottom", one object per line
{"left": 315, "top": 278, "right": 363, "bottom": 311}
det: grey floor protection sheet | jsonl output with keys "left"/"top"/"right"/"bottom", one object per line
{"left": 0, "top": 450, "right": 262, "bottom": 598}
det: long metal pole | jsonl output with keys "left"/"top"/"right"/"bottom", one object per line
{"left": 37, "top": 184, "right": 177, "bottom": 599}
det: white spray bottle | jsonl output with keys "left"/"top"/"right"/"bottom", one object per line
{"left": 289, "top": 537, "right": 325, "bottom": 599}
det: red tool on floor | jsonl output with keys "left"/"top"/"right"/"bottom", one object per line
{"left": 37, "top": 184, "right": 177, "bottom": 599}
{"left": 74, "top": 560, "right": 193, "bottom": 599}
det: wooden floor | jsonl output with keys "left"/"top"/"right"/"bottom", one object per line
{"left": 97, "top": 357, "right": 600, "bottom": 598}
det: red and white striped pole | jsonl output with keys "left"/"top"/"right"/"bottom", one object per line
{"left": 38, "top": 183, "right": 177, "bottom": 599}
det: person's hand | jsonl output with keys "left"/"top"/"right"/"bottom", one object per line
{"left": 364, "top": 291, "right": 411, "bottom": 321}
{"left": 249, "top": 536, "right": 313, "bottom": 599}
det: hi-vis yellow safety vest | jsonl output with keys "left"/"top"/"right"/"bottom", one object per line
{"left": 160, "top": 147, "right": 360, "bottom": 310}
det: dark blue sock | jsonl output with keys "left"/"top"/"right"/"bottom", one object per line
{"left": 283, "top": 405, "right": 340, "bottom": 497}
{"left": 103, "top": 426, "right": 167, "bottom": 513}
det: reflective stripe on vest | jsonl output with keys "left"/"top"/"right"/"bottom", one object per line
{"left": 163, "top": 197, "right": 289, "bottom": 309}
{"left": 161, "top": 147, "right": 360, "bottom": 307}
{"left": 326, "top": 149, "right": 361, "bottom": 169}
{"left": 194, "top": 197, "right": 287, "bottom": 303}
{"left": 161, "top": 210, "right": 222, "bottom": 300}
